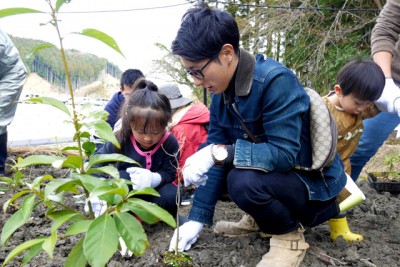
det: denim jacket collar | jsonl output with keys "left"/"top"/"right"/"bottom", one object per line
{"left": 235, "top": 49, "right": 255, "bottom": 96}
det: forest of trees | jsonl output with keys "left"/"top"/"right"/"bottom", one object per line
{"left": 10, "top": 36, "right": 122, "bottom": 91}
{"left": 153, "top": 0, "right": 384, "bottom": 102}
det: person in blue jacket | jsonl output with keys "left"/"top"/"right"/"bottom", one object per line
{"left": 0, "top": 28, "right": 27, "bottom": 175}
{"left": 104, "top": 68, "right": 144, "bottom": 130}
{"left": 168, "top": 6, "right": 346, "bottom": 267}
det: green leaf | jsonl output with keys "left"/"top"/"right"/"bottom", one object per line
{"left": 74, "top": 28, "right": 124, "bottom": 57}
{"left": 125, "top": 198, "right": 176, "bottom": 227}
{"left": 64, "top": 238, "right": 87, "bottom": 267}
{"left": 83, "top": 214, "right": 119, "bottom": 267}
{"left": 2, "top": 238, "right": 46, "bottom": 266}
{"left": 27, "top": 96, "right": 70, "bottom": 115}
{"left": 92, "top": 120, "right": 120, "bottom": 148}
{"left": 31, "top": 175, "right": 53, "bottom": 190}
{"left": 55, "top": 0, "right": 72, "bottom": 12}
{"left": 13, "top": 170, "right": 24, "bottom": 183}
{"left": 114, "top": 212, "right": 149, "bottom": 256}
{"left": 0, "top": 8, "right": 43, "bottom": 18}
{"left": 65, "top": 220, "right": 91, "bottom": 236}
{"left": 3, "top": 190, "right": 30, "bottom": 212}
{"left": 15, "top": 155, "right": 65, "bottom": 168}
{"left": 46, "top": 191, "right": 65, "bottom": 205}
{"left": 59, "top": 155, "right": 83, "bottom": 170}
{"left": 75, "top": 173, "right": 108, "bottom": 192}
{"left": 47, "top": 210, "right": 82, "bottom": 232}
{"left": 62, "top": 145, "right": 79, "bottom": 152}
{"left": 87, "top": 166, "right": 120, "bottom": 179}
{"left": 42, "top": 232, "right": 57, "bottom": 259}
{"left": 26, "top": 43, "right": 57, "bottom": 59}
{"left": 45, "top": 178, "right": 81, "bottom": 198}
{"left": 21, "top": 242, "right": 43, "bottom": 266}
{"left": 127, "top": 187, "right": 161, "bottom": 198}
{"left": 1, "top": 195, "right": 36, "bottom": 246}
{"left": 0, "top": 177, "right": 14, "bottom": 184}
{"left": 86, "top": 153, "right": 138, "bottom": 170}
{"left": 90, "top": 185, "right": 128, "bottom": 199}
{"left": 82, "top": 141, "right": 96, "bottom": 157}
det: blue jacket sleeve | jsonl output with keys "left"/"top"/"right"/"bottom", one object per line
{"left": 104, "top": 92, "right": 124, "bottom": 129}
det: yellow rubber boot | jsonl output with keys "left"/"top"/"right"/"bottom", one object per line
{"left": 328, "top": 217, "right": 363, "bottom": 242}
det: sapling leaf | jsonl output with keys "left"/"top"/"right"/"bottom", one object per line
{"left": 89, "top": 185, "right": 128, "bottom": 200}
{"left": 21, "top": 242, "right": 43, "bottom": 266}
{"left": 83, "top": 214, "right": 119, "bottom": 267}
{"left": 26, "top": 43, "right": 57, "bottom": 59}
{"left": 55, "top": 155, "right": 83, "bottom": 170}
{"left": 1, "top": 194, "right": 36, "bottom": 247}
{"left": 0, "top": 8, "right": 43, "bottom": 18}
{"left": 55, "top": 0, "right": 71, "bottom": 13}
{"left": 86, "top": 166, "right": 120, "bottom": 179}
{"left": 27, "top": 96, "right": 71, "bottom": 116}
{"left": 13, "top": 170, "right": 23, "bottom": 183}
{"left": 47, "top": 191, "right": 66, "bottom": 205}
{"left": 2, "top": 238, "right": 46, "bottom": 267}
{"left": 125, "top": 198, "right": 176, "bottom": 228}
{"left": 74, "top": 173, "right": 109, "bottom": 192}
{"left": 86, "top": 153, "right": 138, "bottom": 170}
{"left": 114, "top": 212, "right": 150, "bottom": 256}
{"left": 127, "top": 187, "right": 161, "bottom": 198}
{"left": 65, "top": 220, "right": 92, "bottom": 236}
{"left": 47, "top": 210, "right": 83, "bottom": 232}
{"left": 42, "top": 232, "right": 58, "bottom": 259}
{"left": 64, "top": 238, "right": 87, "bottom": 267}
{"left": 62, "top": 145, "right": 79, "bottom": 152}
{"left": 0, "top": 177, "right": 14, "bottom": 184}
{"left": 45, "top": 178, "right": 81, "bottom": 198}
{"left": 31, "top": 175, "right": 53, "bottom": 191}
{"left": 123, "top": 202, "right": 161, "bottom": 224}
{"left": 91, "top": 120, "right": 120, "bottom": 148}
{"left": 82, "top": 141, "right": 96, "bottom": 157}
{"left": 14, "top": 155, "right": 66, "bottom": 168}
{"left": 3, "top": 190, "right": 30, "bottom": 213}
{"left": 74, "top": 28, "right": 125, "bottom": 57}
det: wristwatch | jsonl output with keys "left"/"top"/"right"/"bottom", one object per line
{"left": 211, "top": 144, "right": 228, "bottom": 166}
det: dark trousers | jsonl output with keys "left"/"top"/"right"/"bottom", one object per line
{"left": 140, "top": 183, "right": 178, "bottom": 216}
{"left": 227, "top": 168, "right": 339, "bottom": 235}
{"left": 0, "top": 131, "right": 7, "bottom": 174}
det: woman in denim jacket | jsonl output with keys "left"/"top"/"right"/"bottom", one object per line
{"left": 168, "top": 6, "right": 346, "bottom": 267}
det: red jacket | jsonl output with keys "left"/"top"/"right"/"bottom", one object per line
{"left": 169, "top": 101, "right": 210, "bottom": 183}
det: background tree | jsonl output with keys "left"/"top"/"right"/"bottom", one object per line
{"left": 155, "top": 0, "right": 384, "bottom": 96}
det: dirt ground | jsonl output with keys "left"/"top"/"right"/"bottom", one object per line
{"left": 1, "top": 142, "right": 400, "bottom": 267}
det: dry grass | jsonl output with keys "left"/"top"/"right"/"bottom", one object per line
{"left": 9, "top": 144, "right": 79, "bottom": 157}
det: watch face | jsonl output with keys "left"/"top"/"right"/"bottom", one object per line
{"left": 214, "top": 146, "right": 228, "bottom": 161}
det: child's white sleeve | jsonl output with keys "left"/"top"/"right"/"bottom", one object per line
{"left": 375, "top": 78, "right": 400, "bottom": 116}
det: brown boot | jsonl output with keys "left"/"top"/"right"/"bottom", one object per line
{"left": 214, "top": 214, "right": 270, "bottom": 237}
{"left": 256, "top": 227, "right": 309, "bottom": 267}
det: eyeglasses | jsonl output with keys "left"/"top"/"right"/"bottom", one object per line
{"left": 184, "top": 57, "right": 214, "bottom": 79}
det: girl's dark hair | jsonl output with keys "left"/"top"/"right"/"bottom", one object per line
{"left": 336, "top": 59, "right": 385, "bottom": 101}
{"left": 116, "top": 78, "right": 172, "bottom": 148}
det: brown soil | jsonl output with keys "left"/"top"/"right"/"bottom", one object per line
{"left": 1, "top": 142, "right": 400, "bottom": 267}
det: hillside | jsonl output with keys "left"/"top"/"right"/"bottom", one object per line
{"left": 11, "top": 35, "right": 122, "bottom": 90}
{"left": 21, "top": 72, "right": 120, "bottom": 100}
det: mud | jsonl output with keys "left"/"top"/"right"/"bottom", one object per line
{"left": 1, "top": 156, "right": 399, "bottom": 267}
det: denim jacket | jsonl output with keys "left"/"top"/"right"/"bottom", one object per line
{"left": 189, "top": 49, "right": 346, "bottom": 225}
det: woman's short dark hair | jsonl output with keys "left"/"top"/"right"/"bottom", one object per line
{"left": 171, "top": 6, "right": 240, "bottom": 61}
{"left": 337, "top": 59, "right": 385, "bottom": 101}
